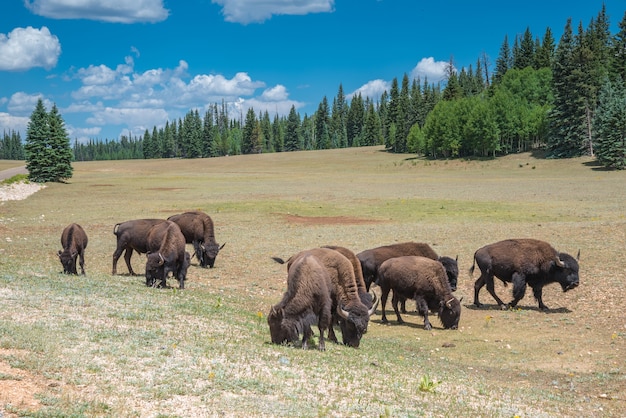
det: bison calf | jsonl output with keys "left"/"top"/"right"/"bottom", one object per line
{"left": 377, "top": 256, "right": 461, "bottom": 330}
{"left": 470, "top": 238, "right": 580, "bottom": 311}
{"left": 58, "top": 223, "right": 88, "bottom": 275}
{"left": 268, "top": 254, "right": 333, "bottom": 350}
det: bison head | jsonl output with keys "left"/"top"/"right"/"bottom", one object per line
{"left": 337, "top": 297, "right": 378, "bottom": 347}
{"left": 439, "top": 255, "right": 459, "bottom": 292}
{"left": 554, "top": 251, "right": 580, "bottom": 292}
{"left": 145, "top": 252, "right": 166, "bottom": 287}
{"left": 439, "top": 297, "right": 461, "bottom": 329}
{"left": 58, "top": 249, "right": 78, "bottom": 275}
{"left": 267, "top": 306, "right": 298, "bottom": 346}
{"left": 199, "top": 242, "right": 226, "bottom": 268}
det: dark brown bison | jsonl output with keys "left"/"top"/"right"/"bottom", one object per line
{"left": 58, "top": 223, "right": 88, "bottom": 275}
{"left": 167, "top": 211, "right": 225, "bottom": 268}
{"left": 377, "top": 256, "right": 461, "bottom": 330}
{"left": 357, "top": 242, "right": 459, "bottom": 292}
{"left": 112, "top": 218, "right": 166, "bottom": 275}
{"left": 470, "top": 238, "right": 580, "bottom": 311}
{"left": 145, "top": 220, "right": 190, "bottom": 289}
{"left": 268, "top": 254, "right": 333, "bottom": 350}
{"left": 273, "top": 247, "right": 377, "bottom": 348}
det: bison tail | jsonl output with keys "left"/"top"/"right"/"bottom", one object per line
{"left": 271, "top": 256, "right": 286, "bottom": 265}
{"left": 468, "top": 258, "right": 476, "bottom": 277}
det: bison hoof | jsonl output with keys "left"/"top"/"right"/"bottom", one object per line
{"left": 424, "top": 323, "right": 432, "bottom": 331}
{"left": 474, "top": 302, "right": 483, "bottom": 308}
{"left": 381, "top": 318, "right": 389, "bottom": 324}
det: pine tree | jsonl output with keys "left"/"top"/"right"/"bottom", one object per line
{"left": 594, "top": 77, "right": 626, "bottom": 169}
{"left": 284, "top": 106, "right": 301, "bottom": 151}
{"left": 494, "top": 35, "right": 513, "bottom": 84}
{"left": 535, "top": 27, "right": 556, "bottom": 68}
{"left": 612, "top": 11, "right": 626, "bottom": 81}
{"left": 515, "top": 27, "right": 536, "bottom": 69}
{"left": 242, "top": 107, "right": 261, "bottom": 154}
{"left": 315, "top": 97, "right": 331, "bottom": 149}
{"left": 25, "top": 99, "right": 73, "bottom": 182}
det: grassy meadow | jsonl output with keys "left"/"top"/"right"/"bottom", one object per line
{"left": 0, "top": 146, "right": 624, "bottom": 417}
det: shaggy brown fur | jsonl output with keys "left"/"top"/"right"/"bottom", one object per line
{"left": 145, "top": 221, "right": 190, "bottom": 289}
{"left": 58, "top": 223, "right": 88, "bottom": 275}
{"left": 322, "top": 245, "right": 373, "bottom": 309}
{"left": 377, "top": 256, "right": 461, "bottom": 330}
{"left": 268, "top": 254, "right": 333, "bottom": 350}
{"left": 273, "top": 247, "right": 377, "bottom": 348}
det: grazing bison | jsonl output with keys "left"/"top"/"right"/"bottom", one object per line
{"left": 167, "top": 211, "right": 225, "bottom": 268}
{"left": 58, "top": 223, "right": 88, "bottom": 275}
{"left": 357, "top": 242, "right": 459, "bottom": 292}
{"left": 470, "top": 238, "right": 580, "bottom": 311}
{"left": 273, "top": 247, "right": 378, "bottom": 348}
{"left": 112, "top": 218, "right": 166, "bottom": 275}
{"left": 377, "top": 256, "right": 461, "bottom": 330}
{"left": 268, "top": 254, "right": 333, "bottom": 350}
{"left": 145, "top": 220, "right": 190, "bottom": 289}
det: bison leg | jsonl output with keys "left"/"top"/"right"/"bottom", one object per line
{"left": 123, "top": 248, "right": 137, "bottom": 275}
{"left": 509, "top": 272, "right": 527, "bottom": 309}
{"left": 78, "top": 249, "right": 86, "bottom": 275}
{"left": 327, "top": 322, "right": 339, "bottom": 343}
{"left": 483, "top": 273, "right": 507, "bottom": 309}
{"left": 391, "top": 292, "right": 404, "bottom": 324}
{"left": 380, "top": 286, "right": 391, "bottom": 324}
{"left": 415, "top": 297, "right": 432, "bottom": 330}
{"left": 532, "top": 286, "right": 549, "bottom": 311}
{"left": 112, "top": 246, "right": 125, "bottom": 275}
{"left": 399, "top": 295, "right": 407, "bottom": 314}
{"left": 473, "top": 275, "right": 486, "bottom": 307}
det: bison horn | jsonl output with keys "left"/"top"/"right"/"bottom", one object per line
{"left": 445, "top": 297, "right": 455, "bottom": 309}
{"left": 555, "top": 257, "right": 565, "bottom": 268}
{"left": 368, "top": 292, "right": 379, "bottom": 316}
{"left": 219, "top": 243, "right": 226, "bottom": 250}
{"left": 158, "top": 253, "right": 165, "bottom": 265}
{"left": 576, "top": 249, "right": 580, "bottom": 260}
{"left": 336, "top": 304, "right": 350, "bottom": 320}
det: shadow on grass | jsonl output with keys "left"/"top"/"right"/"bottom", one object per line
{"left": 463, "top": 303, "right": 572, "bottom": 314}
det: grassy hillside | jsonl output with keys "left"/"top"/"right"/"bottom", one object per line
{"left": 0, "top": 146, "right": 624, "bottom": 417}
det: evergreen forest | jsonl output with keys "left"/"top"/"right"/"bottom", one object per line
{"left": 7, "top": 6, "right": 626, "bottom": 169}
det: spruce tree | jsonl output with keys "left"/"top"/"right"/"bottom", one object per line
{"left": 25, "top": 99, "right": 73, "bottom": 182}
{"left": 284, "top": 106, "right": 301, "bottom": 151}
{"left": 612, "top": 11, "right": 626, "bottom": 81}
{"left": 494, "top": 35, "right": 513, "bottom": 84}
{"left": 594, "top": 77, "right": 626, "bottom": 169}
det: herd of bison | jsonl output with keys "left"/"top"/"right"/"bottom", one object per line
{"left": 57, "top": 210, "right": 581, "bottom": 351}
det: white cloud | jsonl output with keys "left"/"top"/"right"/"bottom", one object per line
{"left": 7, "top": 92, "right": 54, "bottom": 114}
{"left": 86, "top": 107, "right": 169, "bottom": 132}
{"left": 411, "top": 57, "right": 450, "bottom": 83}
{"left": 261, "top": 85, "right": 288, "bottom": 101}
{"left": 0, "top": 113, "right": 30, "bottom": 133}
{"left": 0, "top": 26, "right": 61, "bottom": 71}
{"left": 24, "top": 0, "right": 169, "bottom": 23}
{"left": 348, "top": 79, "right": 390, "bottom": 102}
{"left": 212, "top": 0, "right": 334, "bottom": 24}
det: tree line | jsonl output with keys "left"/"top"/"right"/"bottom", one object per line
{"left": 11, "top": 6, "right": 626, "bottom": 171}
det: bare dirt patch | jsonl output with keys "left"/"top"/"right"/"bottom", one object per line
{"left": 0, "top": 350, "right": 53, "bottom": 416}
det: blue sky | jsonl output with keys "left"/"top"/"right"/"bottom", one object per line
{"left": 0, "top": 0, "right": 623, "bottom": 143}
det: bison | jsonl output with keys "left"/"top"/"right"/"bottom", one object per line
{"left": 268, "top": 254, "right": 333, "bottom": 350}
{"left": 58, "top": 223, "right": 88, "bottom": 275}
{"left": 377, "top": 256, "right": 461, "bottom": 330}
{"left": 167, "top": 211, "right": 225, "bottom": 268}
{"left": 357, "top": 242, "right": 459, "bottom": 292}
{"left": 145, "top": 220, "right": 191, "bottom": 289}
{"left": 112, "top": 218, "right": 166, "bottom": 275}
{"left": 470, "top": 238, "right": 580, "bottom": 311}
{"left": 273, "top": 247, "right": 377, "bottom": 348}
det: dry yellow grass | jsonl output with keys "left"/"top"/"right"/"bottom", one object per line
{"left": 0, "top": 146, "right": 624, "bottom": 417}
